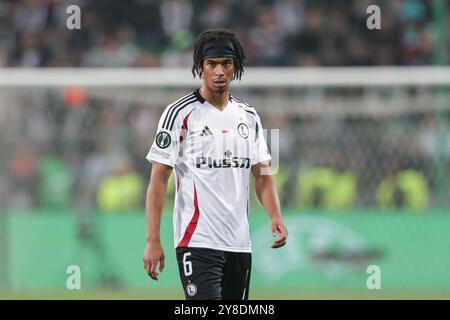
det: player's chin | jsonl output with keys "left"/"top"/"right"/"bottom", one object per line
{"left": 214, "top": 87, "right": 227, "bottom": 93}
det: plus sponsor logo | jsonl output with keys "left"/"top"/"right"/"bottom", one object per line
{"left": 196, "top": 153, "right": 250, "bottom": 169}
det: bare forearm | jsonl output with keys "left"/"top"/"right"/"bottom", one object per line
{"left": 255, "top": 175, "right": 282, "bottom": 219}
{"left": 146, "top": 176, "right": 168, "bottom": 243}
{"left": 252, "top": 162, "right": 288, "bottom": 248}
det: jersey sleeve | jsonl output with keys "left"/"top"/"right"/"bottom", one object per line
{"left": 146, "top": 106, "right": 182, "bottom": 168}
{"left": 252, "top": 113, "right": 272, "bottom": 165}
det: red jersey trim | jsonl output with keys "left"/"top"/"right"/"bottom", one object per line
{"left": 177, "top": 182, "right": 200, "bottom": 247}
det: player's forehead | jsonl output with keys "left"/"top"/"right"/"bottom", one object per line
{"left": 203, "top": 57, "right": 234, "bottom": 64}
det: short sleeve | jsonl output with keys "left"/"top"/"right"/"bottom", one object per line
{"left": 146, "top": 106, "right": 182, "bottom": 167}
{"left": 252, "top": 113, "right": 271, "bottom": 165}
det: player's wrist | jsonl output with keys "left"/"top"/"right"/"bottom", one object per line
{"left": 270, "top": 212, "right": 283, "bottom": 221}
{"left": 146, "top": 235, "right": 161, "bottom": 243}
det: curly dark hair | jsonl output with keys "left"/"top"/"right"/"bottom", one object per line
{"left": 192, "top": 28, "right": 246, "bottom": 80}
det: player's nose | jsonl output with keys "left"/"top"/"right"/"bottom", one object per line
{"left": 214, "top": 64, "right": 224, "bottom": 76}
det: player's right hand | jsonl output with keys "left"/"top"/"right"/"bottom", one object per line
{"left": 270, "top": 217, "right": 288, "bottom": 249}
{"left": 143, "top": 241, "right": 165, "bottom": 281}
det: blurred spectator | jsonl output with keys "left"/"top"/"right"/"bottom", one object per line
{"left": 274, "top": 0, "right": 305, "bottom": 36}
{"left": 8, "top": 141, "right": 39, "bottom": 209}
{"left": 417, "top": 114, "right": 450, "bottom": 160}
{"left": 160, "top": 0, "right": 193, "bottom": 40}
{"left": 199, "top": 1, "right": 231, "bottom": 29}
{"left": 248, "top": 6, "right": 286, "bottom": 66}
{"left": 12, "top": 0, "right": 50, "bottom": 35}
{"left": 376, "top": 159, "right": 429, "bottom": 211}
{"left": 96, "top": 154, "right": 144, "bottom": 212}
{"left": 82, "top": 29, "right": 138, "bottom": 67}
{"left": 38, "top": 155, "right": 73, "bottom": 209}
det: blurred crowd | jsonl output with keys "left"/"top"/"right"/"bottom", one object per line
{"left": 1, "top": 0, "right": 450, "bottom": 214}
{"left": 0, "top": 0, "right": 443, "bottom": 68}
{"left": 3, "top": 85, "right": 450, "bottom": 213}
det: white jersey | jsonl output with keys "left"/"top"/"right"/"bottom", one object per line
{"left": 146, "top": 89, "right": 271, "bottom": 252}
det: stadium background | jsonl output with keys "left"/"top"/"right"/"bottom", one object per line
{"left": 1, "top": 0, "right": 450, "bottom": 299}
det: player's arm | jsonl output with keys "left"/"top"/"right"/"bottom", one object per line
{"left": 251, "top": 161, "right": 288, "bottom": 249}
{"left": 143, "top": 161, "right": 173, "bottom": 280}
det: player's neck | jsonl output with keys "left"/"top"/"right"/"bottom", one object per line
{"left": 200, "top": 86, "right": 229, "bottom": 111}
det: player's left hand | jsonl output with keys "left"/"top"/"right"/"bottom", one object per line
{"left": 270, "top": 217, "right": 288, "bottom": 249}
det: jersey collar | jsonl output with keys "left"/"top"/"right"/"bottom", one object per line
{"left": 194, "top": 88, "right": 206, "bottom": 104}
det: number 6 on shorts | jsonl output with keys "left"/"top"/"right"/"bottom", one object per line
{"left": 183, "top": 252, "right": 193, "bottom": 276}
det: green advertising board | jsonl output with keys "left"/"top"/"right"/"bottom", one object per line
{"left": 3, "top": 210, "right": 450, "bottom": 298}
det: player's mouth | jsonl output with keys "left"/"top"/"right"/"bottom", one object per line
{"left": 213, "top": 79, "right": 227, "bottom": 89}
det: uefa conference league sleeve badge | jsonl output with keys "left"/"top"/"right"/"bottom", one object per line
{"left": 156, "top": 131, "right": 172, "bottom": 149}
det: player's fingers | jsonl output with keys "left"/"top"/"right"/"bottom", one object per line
{"left": 271, "top": 223, "right": 277, "bottom": 236}
{"left": 145, "top": 260, "right": 152, "bottom": 276}
{"left": 274, "top": 235, "right": 287, "bottom": 244}
{"left": 146, "top": 260, "right": 154, "bottom": 278}
{"left": 271, "top": 240, "right": 286, "bottom": 249}
{"left": 274, "top": 222, "right": 288, "bottom": 239}
{"left": 150, "top": 260, "right": 159, "bottom": 280}
{"left": 278, "top": 224, "right": 288, "bottom": 239}
{"left": 160, "top": 256, "right": 165, "bottom": 273}
{"left": 272, "top": 234, "right": 287, "bottom": 248}
{"left": 143, "top": 258, "right": 147, "bottom": 269}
